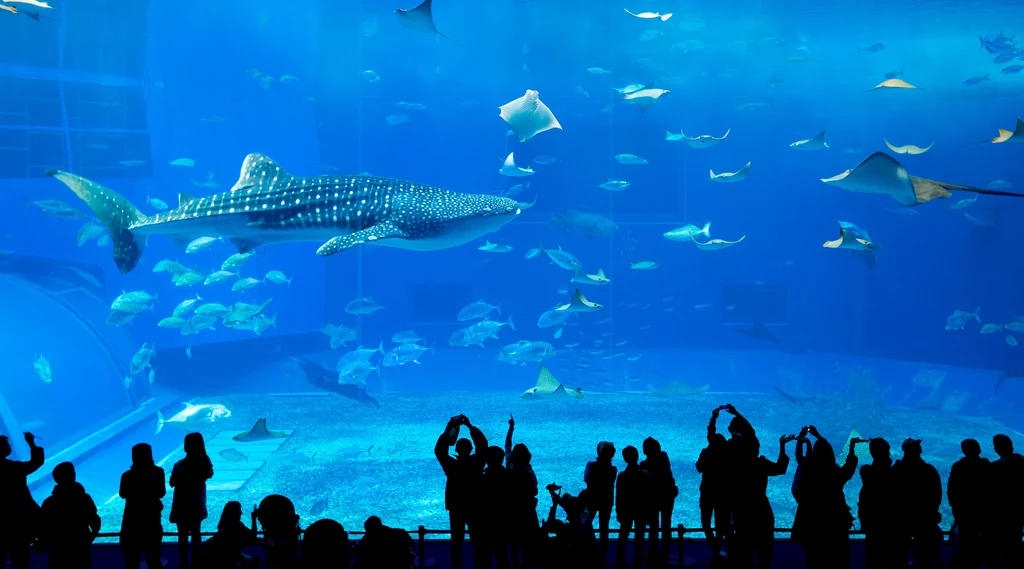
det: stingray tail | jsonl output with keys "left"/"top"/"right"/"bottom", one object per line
{"left": 437, "top": 31, "right": 462, "bottom": 47}
{"left": 47, "top": 169, "right": 148, "bottom": 273}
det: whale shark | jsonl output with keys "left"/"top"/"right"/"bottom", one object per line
{"left": 47, "top": 153, "right": 521, "bottom": 273}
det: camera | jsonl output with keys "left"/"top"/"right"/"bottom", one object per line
{"left": 545, "top": 483, "right": 562, "bottom": 492}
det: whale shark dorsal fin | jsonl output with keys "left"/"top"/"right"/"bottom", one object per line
{"left": 233, "top": 417, "right": 287, "bottom": 442}
{"left": 178, "top": 192, "right": 196, "bottom": 207}
{"left": 231, "top": 153, "right": 293, "bottom": 193}
{"left": 535, "top": 364, "right": 561, "bottom": 394}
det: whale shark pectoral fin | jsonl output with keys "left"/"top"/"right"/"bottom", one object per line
{"left": 229, "top": 238, "right": 263, "bottom": 254}
{"left": 316, "top": 221, "right": 407, "bottom": 256}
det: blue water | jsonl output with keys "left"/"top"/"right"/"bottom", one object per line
{"left": 1, "top": 0, "right": 1024, "bottom": 533}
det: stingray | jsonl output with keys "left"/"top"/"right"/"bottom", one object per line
{"left": 864, "top": 78, "right": 921, "bottom": 91}
{"left": 554, "top": 289, "right": 603, "bottom": 312}
{"left": 990, "top": 117, "right": 1024, "bottom": 144}
{"left": 233, "top": 418, "right": 288, "bottom": 442}
{"left": 499, "top": 90, "right": 562, "bottom": 142}
{"left": 821, "top": 151, "right": 1024, "bottom": 206}
{"left": 775, "top": 386, "right": 816, "bottom": 405}
{"left": 884, "top": 139, "right": 934, "bottom": 154}
{"left": 499, "top": 152, "right": 534, "bottom": 177}
{"left": 1, "top": 5, "right": 16, "bottom": 13}
{"left": 623, "top": 8, "right": 672, "bottom": 21}
{"left": 290, "top": 356, "right": 380, "bottom": 409}
{"left": 521, "top": 364, "right": 584, "bottom": 399}
{"left": 689, "top": 233, "right": 745, "bottom": 250}
{"left": 823, "top": 226, "right": 873, "bottom": 251}
{"left": 682, "top": 128, "right": 730, "bottom": 148}
{"left": 995, "top": 369, "right": 1024, "bottom": 394}
{"left": 394, "top": 0, "right": 459, "bottom": 45}
{"left": 709, "top": 161, "right": 750, "bottom": 182}
{"left": 623, "top": 88, "right": 669, "bottom": 112}
{"left": 738, "top": 322, "right": 781, "bottom": 343}
{"left": 790, "top": 130, "right": 829, "bottom": 150}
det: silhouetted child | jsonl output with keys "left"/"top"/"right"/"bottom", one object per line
{"left": 199, "top": 501, "right": 259, "bottom": 569}
{"left": 640, "top": 437, "right": 677, "bottom": 563}
{"left": 584, "top": 441, "right": 617, "bottom": 556}
{"left": 434, "top": 414, "right": 488, "bottom": 569}
{"left": 892, "top": 439, "right": 942, "bottom": 569}
{"left": 947, "top": 438, "right": 992, "bottom": 569}
{"left": 170, "top": 432, "right": 214, "bottom": 568}
{"left": 0, "top": 432, "right": 44, "bottom": 569}
{"left": 990, "top": 434, "right": 1024, "bottom": 568}
{"left": 119, "top": 443, "right": 167, "bottom": 569}
{"left": 858, "top": 438, "right": 898, "bottom": 569}
{"left": 351, "top": 516, "right": 415, "bottom": 569}
{"left": 479, "top": 445, "right": 512, "bottom": 569}
{"left": 504, "top": 414, "right": 539, "bottom": 569}
{"left": 541, "top": 485, "right": 599, "bottom": 569}
{"left": 254, "top": 494, "right": 301, "bottom": 567}
{"left": 37, "top": 461, "right": 101, "bottom": 569}
{"left": 616, "top": 446, "right": 651, "bottom": 569}
{"left": 790, "top": 426, "right": 860, "bottom": 569}
{"left": 301, "top": 519, "right": 349, "bottom": 569}
{"left": 697, "top": 406, "right": 730, "bottom": 559}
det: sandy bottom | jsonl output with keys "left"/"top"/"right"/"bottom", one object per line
{"left": 94, "top": 390, "right": 1011, "bottom": 535}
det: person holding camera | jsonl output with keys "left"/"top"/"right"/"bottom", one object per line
{"left": 791, "top": 426, "right": 861, "bottom": 569}
{"left": 0, "top": 432, "right": 45, "bottom": 569}
{"left": 435, "top": 414, "right": 488, "bottom": 569}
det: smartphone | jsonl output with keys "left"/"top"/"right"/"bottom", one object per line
{"left": 446, "top": 416, "right": 461, "bottom": 439}
{"left": 718, "top": 405, "right": 730, "bottom": 411}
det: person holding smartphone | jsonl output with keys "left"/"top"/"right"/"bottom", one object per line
{"left": 0, "top": 432, "right": 45, "bottom": 569}
{"left": 791, "top": 426, "right": 862, "bottom": 569}
{"left": 434, "top": 414, "right": 488, "bottom": 569}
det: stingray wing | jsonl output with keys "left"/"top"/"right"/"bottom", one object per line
{"left": 534, "top": 364, "right": 562, "bottom": 394}
{"left": 499, "top": 91, "right": 561, "bottom": 141}
{"left": 821, "top": 152, "right": 919, "bottom": 206}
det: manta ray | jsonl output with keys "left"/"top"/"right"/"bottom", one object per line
{"left": 394, "top": 0, "right": 459, "bottom": 45}
{"left": 990, "top": 117, "right": 1024, "bottom": 143}
{"left": 884, "top": 139, "right": 934, "bottom": 154}
{"left": 681, "top": 128, "right": 730, "bottom": 148}
{"left": 233, "top": 418, "right": 288, "bottom": 442}
{"left": 289, "top": 356, "right": 380, "bottom": 409}
{"left": 821, "top": 151, "right": 1024, "bottom": 206}
{"left": 48, "top": 153, "right": 521, "bottom": 273}
{"left": 790, "top": 130, "right": 829, "bottom": 150}
{"left": 709, "top": 162, "right": 750, "bottom": 182}
{"left": 689, "top": 233, "right": 746, "bottom": 250}
{"left": 499, "top": 90, "right": 562, "bottom": 142}
{"left": 521, "top": 364, "right": 584, "bottom": 399}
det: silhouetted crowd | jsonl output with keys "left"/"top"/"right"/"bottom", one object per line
{"left": 0, "top": 402, "right": 1022, "bottom": 569}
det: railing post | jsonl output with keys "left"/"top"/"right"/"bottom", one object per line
{"left": 417, "top": 525, "right": 426, "bottom": 569}
{"left": 677, "top": 523, "right": 685, "bottom": 567}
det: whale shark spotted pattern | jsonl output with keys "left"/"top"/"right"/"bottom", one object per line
{"left": 47, "top": 153, "right": 521, "bottom": 273}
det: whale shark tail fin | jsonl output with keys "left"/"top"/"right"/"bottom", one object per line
{"left": 47, "top": 169, "right": 148, "bottom": 273}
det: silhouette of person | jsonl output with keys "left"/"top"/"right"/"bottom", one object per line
{"left": 858, "top": 438, "right": 899, "bottom": 569}
{"left": 170, "top": 432, "right": 214, "bottom": 568}
{"left": 541, "top": 484, "right": 600, "bottom": 568}
{"left": 0, "top": 432, "right": 44, "bottom": 569}
{"left": 722, "top": 405, "right": 793, "bottom": 569}
{"left": 198, "top": 501, "right": 259, "bottom": 569}
{"left": 990, "top": 434, "right": 1024, "bottom": 568}
{"left": 119, "top": 443, "right": 166, "bottom": 569}
{"left": 790, "top": 426, "right": 860, "bottom": 569}
{"left": 616, "top": 445, "right": 651, "bottom": 569}
{"left": 434, "top": 414, "right": 488, "bottom": 569}
{"left": 37, "top": 461, "right": 101, "bottom": 569}
{"left": 697, "top": 406, "right": 730, "bottom": 561}
{"left": 504, "top": 414, "right": 538, "bottom": 569}
{"left": 640, "top": 437, "right": 677, "bottom": 563}
{"left": 947, "top": 438, "right": 992, "bottom": 569}
{"left": 478, "top": 445, "right": 512, "bottom": 569}
{"left": 254, "top": 494, "right": 301, "bottom": 568}
{"left": 585, "top": 441, "right": 617, "bottom": 557}
{"left": 351, "top": 516, "right": 415, "bottom": 569}
{"left": 891, "top": 439, "right": 942, "bottom": 569}
{"left": 301, "top": 518, "right": 349, "bottom": 569}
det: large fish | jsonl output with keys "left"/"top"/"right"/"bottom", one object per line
{"left": 47, "top": 153, "right": 521, "bottom": 273}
